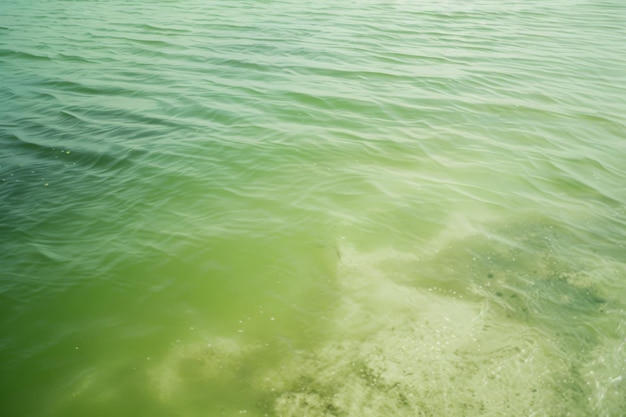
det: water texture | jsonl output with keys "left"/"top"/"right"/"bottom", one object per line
{"left": 1, "top": 0, "right": 625, "bottom": 416}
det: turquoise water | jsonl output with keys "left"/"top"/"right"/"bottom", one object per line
{"left": 1, "top": 0, "right": 626, "bottom": 415}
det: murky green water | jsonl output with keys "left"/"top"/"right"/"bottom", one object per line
{"left": 1, "top": 0, "right": 626, "bottom": 415}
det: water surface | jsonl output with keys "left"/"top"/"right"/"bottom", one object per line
{"left": 1, "top": 0, "right": 626, "bottom": 416}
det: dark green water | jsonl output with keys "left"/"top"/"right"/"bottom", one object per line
{"left": 1, "top": 0, "right": 626, "bottom": 416}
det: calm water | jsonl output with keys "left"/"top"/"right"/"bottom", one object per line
{"left": 1, "top": 0, "right": 626, "bottom": 415}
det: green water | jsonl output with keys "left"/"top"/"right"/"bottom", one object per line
{"left": 1, "top": 0, "right": 626, "bottom": 415}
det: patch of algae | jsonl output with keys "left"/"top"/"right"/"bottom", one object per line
{"left": 146, "top": 216, "right": 625, "bottom": 417}
{"left": 149, "top": 290, "right": 585, "bottom": 416}
{"left": 257, "top": 255, "right": 590, "bottom": 417}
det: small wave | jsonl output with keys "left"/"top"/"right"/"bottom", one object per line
{"left": 0, "top": 49, "right": 53, "bottom": 61}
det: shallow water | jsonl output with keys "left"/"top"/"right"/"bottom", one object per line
{"left": 1, "top": 0, "right": 626, "bottom": 416}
